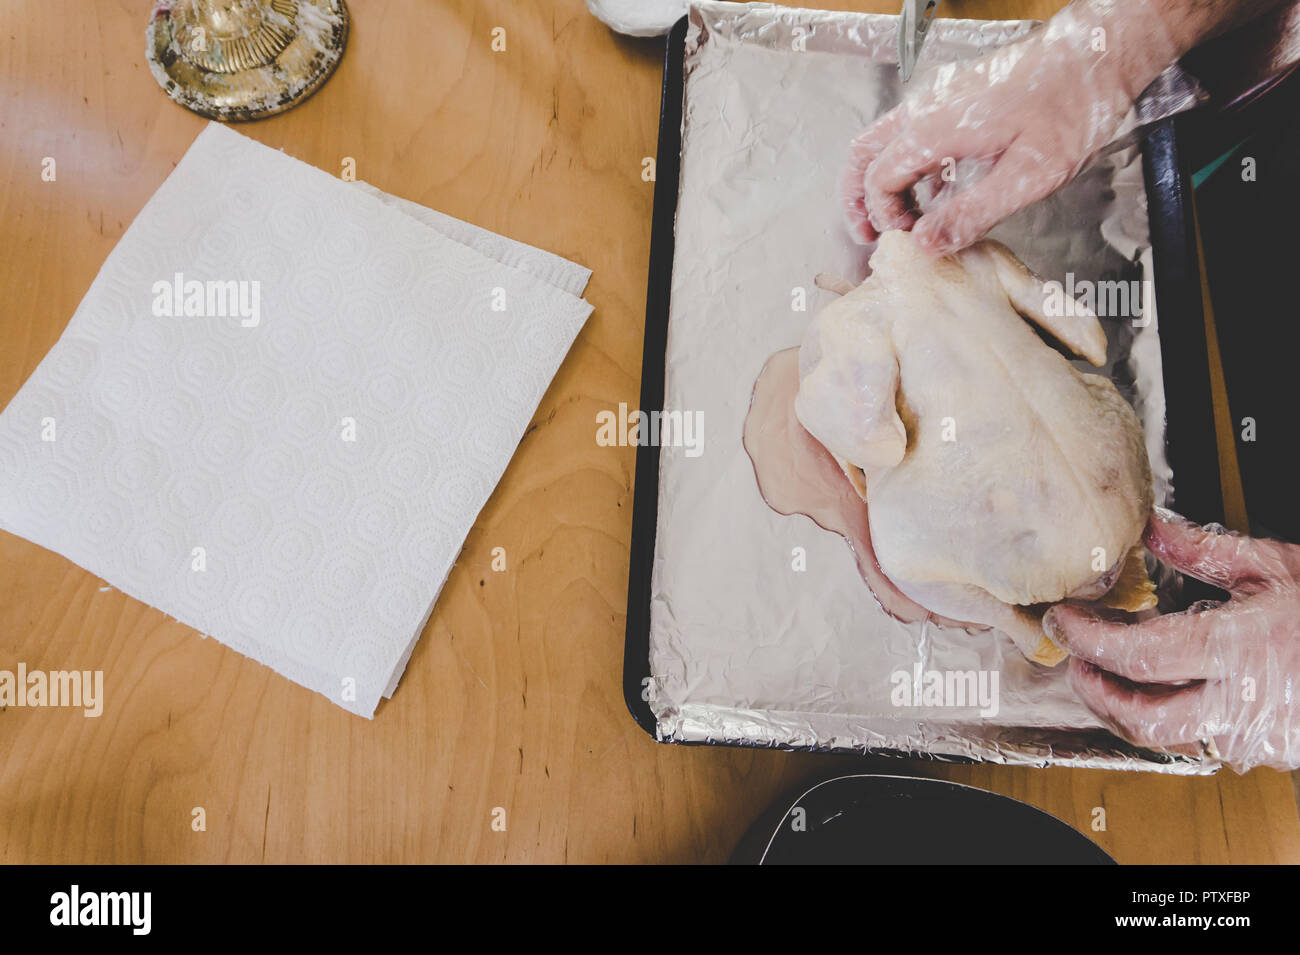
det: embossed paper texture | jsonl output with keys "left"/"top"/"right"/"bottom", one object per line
{"left": 0, "top": 123, "right": 593, "bottom": 718}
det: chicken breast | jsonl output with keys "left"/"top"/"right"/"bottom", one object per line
{"left": 793, "top": 231, "right": 1154, "bottom": 663}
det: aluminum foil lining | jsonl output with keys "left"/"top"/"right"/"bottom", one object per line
{"left": 647, "top": 2, "right": 1217, "bottom": 774}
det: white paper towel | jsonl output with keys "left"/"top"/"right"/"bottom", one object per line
{"left": 0, "top": 123, "right": 593, "bottom": 717}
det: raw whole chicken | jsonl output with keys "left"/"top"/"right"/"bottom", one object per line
{"left": 793, "top": 230, "right": 1155, "bottom": 664}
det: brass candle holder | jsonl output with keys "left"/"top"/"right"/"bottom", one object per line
{"left": 146, "top": 0, "right": 349, "bottom": 121}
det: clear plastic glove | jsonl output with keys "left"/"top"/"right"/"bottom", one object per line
{"left": 1043, "top": 508, "right": 1300, "bottom": 772}
{"left": 843, "top": 0, "right": 1177, "bottom": 253}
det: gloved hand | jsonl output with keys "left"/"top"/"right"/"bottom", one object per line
{"left": 843, "top": 0, "right": 1178, "bottom": 253}
{"left": 1043, "top": 508, "right": 1300, "bottom": 773}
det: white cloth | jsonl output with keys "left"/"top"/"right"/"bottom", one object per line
{"left": 0, "top": 123, "right": 593, "bottom": 717}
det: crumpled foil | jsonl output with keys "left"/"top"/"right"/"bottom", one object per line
{"left": 647, "top": 2, "right": 1217, "bottom": 773}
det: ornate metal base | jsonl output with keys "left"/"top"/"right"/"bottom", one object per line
{"left": 146, "top": 0, "right": 349, "bottom": 121}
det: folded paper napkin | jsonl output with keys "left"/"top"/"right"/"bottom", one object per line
{"left": 0, "top": 123, "right": 593, "bottom": 717}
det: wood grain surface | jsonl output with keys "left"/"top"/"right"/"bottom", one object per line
{"left": 1, "top": 0, "right": 1296, "bottom": 864}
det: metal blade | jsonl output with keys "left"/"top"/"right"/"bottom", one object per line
{"left": 898, "top": 0, "right": 939, "bottom": 83}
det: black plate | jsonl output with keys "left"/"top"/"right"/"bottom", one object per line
{"left": 623, "top": 17, "right": 1221, "bottom": 743}
{"left": 730, "top": 774, "right": 1115, "bottom": 864}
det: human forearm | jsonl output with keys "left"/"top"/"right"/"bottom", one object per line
{"left": 1066, "top": 0, "right": 1288, "bottom": 96}
{"left": 1149, "top": 0, "right": 1288, "bottom": 51}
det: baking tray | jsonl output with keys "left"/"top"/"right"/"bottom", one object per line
{"left": 623, "top": 15, "right": 1223, "bottom": 748}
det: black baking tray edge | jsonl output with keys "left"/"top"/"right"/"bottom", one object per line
{"left": 623, "top": 16, "right": 1222, "bottom": 748}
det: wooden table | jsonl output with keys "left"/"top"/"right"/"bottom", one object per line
{"left": 1, "top": 0, "right": 1296, "bottom": 864}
